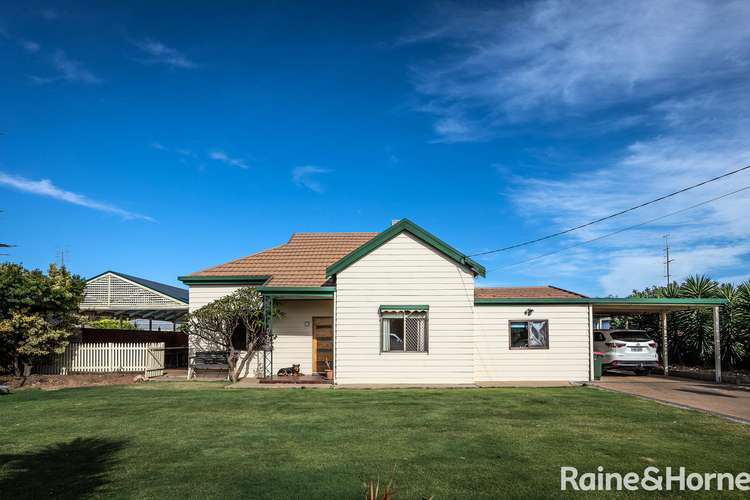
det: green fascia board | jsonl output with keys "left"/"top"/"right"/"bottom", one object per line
{"left": 178, "top": 275, "right": 270, "bottom": 285}
{"left": 326, "top": 219, "right": 486, "bottom": 278}
{"left": 475, "top": 297, "right": 728, "bottom": 305}
{"left": 590, "top": 298, "right": 727, "bottom": 305}
{"left": 379, "top": 304, "right": 430, "bottom": 311}
{"left": 257, "top": 286, "right": 336, "bottom": 296}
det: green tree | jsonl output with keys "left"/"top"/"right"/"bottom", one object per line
{"left": 0, "top": 263, "right": 86, "bottom": 376}
{"left": 86, "top": 318, "right": 137, "bottom": 330}
{"left": 617, "top": 274, "right": 750, "bottom": 369}
{"left": 181, "top": 287, "right": 282, "bottom": 383}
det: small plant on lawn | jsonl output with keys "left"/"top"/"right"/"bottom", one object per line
{"left": 181, "top": 287, "right": 282, "bottom": 382}
{"left": 364, "top": 478, "right": 396, "bottom": 500}
{"left": 0, "top": 263, "right": 85, "bottom": 377}
{"left": 364, "top": 468, "right": 432, "bottom": 500}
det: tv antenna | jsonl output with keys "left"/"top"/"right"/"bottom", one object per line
{"left": 663, "top": 234, "right": 675, "bottom": 286}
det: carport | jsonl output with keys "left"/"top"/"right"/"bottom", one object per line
{"left": 586, "top": 298, "right": 728, "bottom": 383}
{"left": 80, "top": 270, "right": 189, "bottom": 326}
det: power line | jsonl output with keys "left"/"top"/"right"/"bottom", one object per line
{"left": 470, "top": 164, "right": 750, "bottom": 257}
{"left": 492, "top": 184, "right": 750, "bottom": 271}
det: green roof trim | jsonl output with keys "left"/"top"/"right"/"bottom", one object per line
{"left": 475, "top": 297, "right": 728, "bottom": 305}
{"left": 257, "top": 286, "right": 336, "bottom": 297}
{"left": 379, "top": 304, "right": 430, "bottom": 311}
{"left": 326, "top": 219, "right": 486, "bottom": 278}
{"left": 178, "top": 275, "right": 270, "bottom": 285}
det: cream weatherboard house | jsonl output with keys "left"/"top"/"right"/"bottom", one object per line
{"left": 178, "top": 219, "right": 724, "bottom": 385}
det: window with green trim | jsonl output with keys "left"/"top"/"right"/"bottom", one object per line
{"left": 380, "top": 310, "right": 428, "bottom": 352}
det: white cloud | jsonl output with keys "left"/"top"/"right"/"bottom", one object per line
{"left": 30, "top": 50, "right": 101, "bottom": 84}
{"left": 1, "top": 28, "right": 40, "bottom": 54}
{"left": 411, "top": 1, "right": 750, "bottom": 293}
{"left": 208, "top": 151, "right": 248, "bottom": 169}
{"left": 52, "top": 50, "right": 101, "bottom": 83}
{"left": 0, "top": 171, "right": 154, "bottom": 222}
{"left": 600, "top": 244, "right": 750, "bottom": 296}
{"left": 39, "top": 9, "right": 58, "bottom": 20}
{"left": 408, "top": 0, "right": 750, "bottom": 142}
{"left": 20, "top": 39, "right": 40, "bottom": 53}
{"left": 292, "top": 166, "right": 331, "bottom": 193}
{"left": 133, "top": 39, "right": 196, "bottom": 69}
{"left": 499, "top": 100, "right": 750, "bottom": 294}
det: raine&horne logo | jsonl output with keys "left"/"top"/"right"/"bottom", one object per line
{"left": 561, "top": 466, "right": 750, "bottom": 492}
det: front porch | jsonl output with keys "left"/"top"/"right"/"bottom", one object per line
{"left": 259, "top": 374, "right": 332, "bottom": 385}
{"left": 259, "top": 286, "right": 335, "bottom": 382}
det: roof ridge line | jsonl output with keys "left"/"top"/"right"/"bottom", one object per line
{"left": 547, "top": 284, "right": 588, "bottom": 298}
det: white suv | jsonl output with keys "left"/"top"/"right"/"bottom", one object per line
{"left": 593, "top": 329, "right": 660, "bottom": 374}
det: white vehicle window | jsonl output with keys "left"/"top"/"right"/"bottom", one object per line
{"left": 610, "top": 332, "right": 650, "bottom": 342}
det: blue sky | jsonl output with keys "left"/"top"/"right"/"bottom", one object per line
{"left": 2, "top": 0, "right": 750, "bottom": 296}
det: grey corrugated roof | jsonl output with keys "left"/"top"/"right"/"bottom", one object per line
{"left": 89, "top": 271, "right": 189, "bottom": 303}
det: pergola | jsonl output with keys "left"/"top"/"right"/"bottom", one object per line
{"left": 80, "top": 271, "right": 189, "bottom": 325}
{"left": 587, "top": 298, "right": 727, "bottom": 383}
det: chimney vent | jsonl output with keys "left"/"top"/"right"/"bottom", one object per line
{"left": 391, "top": 219, "right": 401, "bottom": 226}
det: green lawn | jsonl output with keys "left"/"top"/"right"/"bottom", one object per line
{"left": 1, "top": 383, "right": 749, "bottom": 499}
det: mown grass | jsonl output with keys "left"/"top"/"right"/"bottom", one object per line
{"left": 1, "top": 383, "right": 748, "bottom": 499}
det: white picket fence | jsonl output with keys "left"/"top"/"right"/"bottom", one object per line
{"left": 34, "top": 342, "right": 165, "bottom": 377}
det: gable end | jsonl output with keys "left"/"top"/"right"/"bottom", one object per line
{"left": 325, "top": 219, "right": 486, "bottom": 278}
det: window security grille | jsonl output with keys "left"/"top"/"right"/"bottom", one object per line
{"left": 381, "top": 310, "right": 428, "bottom": 352}
{"left": 405, "top": 313, "right": 426, "bottom": 351}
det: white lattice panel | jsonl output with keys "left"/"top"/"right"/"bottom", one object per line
{"left": 82, "top": 273, "right": 178, "bottom": 307}
{"left": 82, "top": 278, "right": 109, "bottom": 305}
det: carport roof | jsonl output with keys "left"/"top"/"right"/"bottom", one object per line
{"left": 474, "top": 296, "right": 727, "bottom": 312}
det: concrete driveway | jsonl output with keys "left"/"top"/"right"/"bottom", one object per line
{"left": 593, "top": 373, "right": 750, "bottom": 423}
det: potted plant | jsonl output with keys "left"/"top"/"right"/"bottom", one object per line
{"left": 324, "top": 360, "right": 333, "bottom": 380}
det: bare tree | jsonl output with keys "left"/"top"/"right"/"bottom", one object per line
{"left": 181, "top": 287, "right": 281, "bottom": 382}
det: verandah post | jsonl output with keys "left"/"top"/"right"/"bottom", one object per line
{"left": 713, "top": 305, "right": 721, "bottom": 384}
{"left": 660, "top": 311, "right": 668, "bottom": 377}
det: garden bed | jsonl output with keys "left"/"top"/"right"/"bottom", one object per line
{"left": 0, "top": 372, "right": 138, "bottom": 390}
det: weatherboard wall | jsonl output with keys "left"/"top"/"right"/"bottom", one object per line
{"left": 334, "top": 231, "right": 476, "bottom": 385}
{"left": 474, "top": 304, "right": 590, "bottom": 381}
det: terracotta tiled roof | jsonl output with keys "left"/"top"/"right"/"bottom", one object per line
{"left": 187, "top": 232, "right": 378, "bottom": 286}
{"left": 474, "top": 286, "right": 587, "bottom": 299}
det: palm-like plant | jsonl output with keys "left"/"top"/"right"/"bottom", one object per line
{"left": 670, "top": 275, "right": 719, "bottom": 366}
{"left": 621, "top": 275, "right": 750, "bottom": 370}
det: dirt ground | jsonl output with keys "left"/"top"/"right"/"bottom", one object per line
{"left": 0, "top": 372, "right": 140, "bottom": 390}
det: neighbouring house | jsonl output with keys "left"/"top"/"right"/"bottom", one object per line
{"left": 179, "top": 219, "right": 725, "bottom": 385}
{"left": 82, "top": 271, "right": 189, "bottom": 328}
{"left": 80, "top": 271, "right": 189, "bottom": 367}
